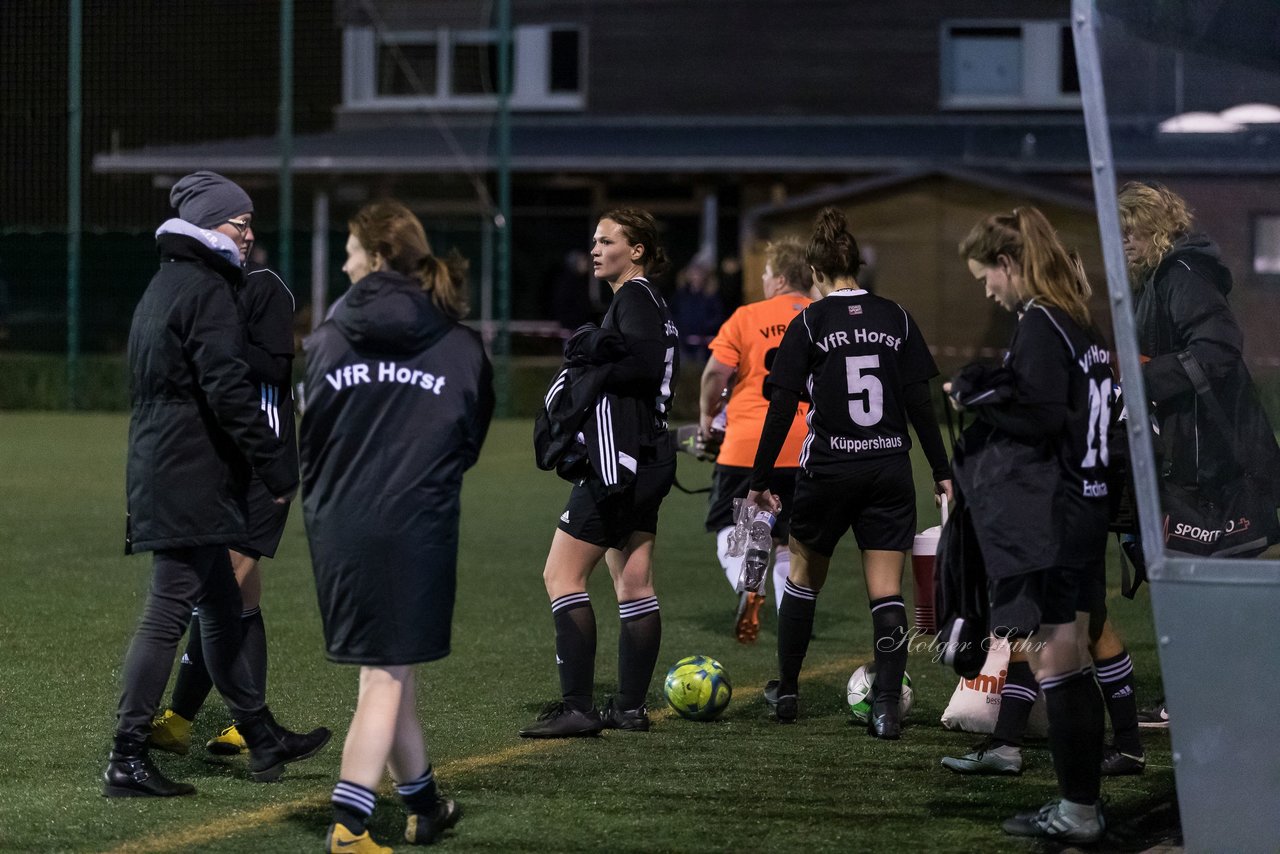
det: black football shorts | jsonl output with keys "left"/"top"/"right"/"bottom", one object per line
{"left": 232, "top": 474, "right": 292, "bottom": 560}
{"left": 789, "top": 454, "right": 916, "bottom": 556}
{"left": 559, "top": 457, "right": 676, "bottom": 550}
{"left": 988, "top": 563, "right": 1106, "bottom": 639}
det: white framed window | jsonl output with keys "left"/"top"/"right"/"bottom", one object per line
{"left": 940, "top": 20, "right": 1080, "bottom": 109}
{"left": 343, "top": 24, "right": 585, "bottom": 111}
{"left": 1254, "top": 214, "right": 1280, "bottom": 276}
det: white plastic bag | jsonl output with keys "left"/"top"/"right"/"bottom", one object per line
{"left": 940, "top": 636, "right": 1048, "bottom": 737}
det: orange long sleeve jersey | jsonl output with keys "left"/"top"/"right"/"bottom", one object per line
{"left": 708, "top": 292, "right": 813, "bottom": 468}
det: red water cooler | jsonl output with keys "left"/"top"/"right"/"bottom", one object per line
{"left": 911, "top": 498, "right": 948, "bottom": 634}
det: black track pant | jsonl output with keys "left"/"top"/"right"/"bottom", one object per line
{"left": 115, "top": 545, "right": 264, "bottom": 742}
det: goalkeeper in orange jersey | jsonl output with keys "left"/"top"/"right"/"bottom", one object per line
{"left": 698, "top": 238, "right": 814, "bottom": 644}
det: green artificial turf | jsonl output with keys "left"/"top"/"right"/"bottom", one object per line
{"left": 0, "top": 414, "right": 1174, "bottom": 852}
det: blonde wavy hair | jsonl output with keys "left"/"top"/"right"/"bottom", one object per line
{"left": 958, "top": 206, "right": 1092, "bottom": 327}
{"left": 1117, "top": 181, "right": 1193, "bottom": 280}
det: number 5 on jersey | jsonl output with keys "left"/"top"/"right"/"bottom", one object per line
{"left": 846, "top": 355, "right": 884, "bottom": 426}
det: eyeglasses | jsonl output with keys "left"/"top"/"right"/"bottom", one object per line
{"left": 224, "top": 218, "right": 253, "bottom": 236}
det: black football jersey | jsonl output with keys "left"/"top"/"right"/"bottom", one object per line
{"left": 766, "top": 288, "right": 938, "bottom": 476}
{"left": 600, "top": 277, "right": 680, "bottom": 426}
{"left": 238, "top": 266, "right": 298, "bottom": 471}
{"left": 1006, "top": 299, "right": 1114, "bottom": 503}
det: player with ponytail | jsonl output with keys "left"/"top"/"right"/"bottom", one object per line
{"left": 304, "top": 198, "right": 494, "bottom": 851}
{"left": 747, "top": 207, "right": 951, "bottom": 739}
{"left": 948, "top": 206, "right": 1114, "bottom": 842}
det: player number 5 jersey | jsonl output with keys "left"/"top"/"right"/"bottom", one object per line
{"left": 766, "top": 289, "right": 938, "bottom": 476}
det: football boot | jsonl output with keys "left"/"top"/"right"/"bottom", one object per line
{"left": 326, "top": 822, "right": 391, "bottom": 853}
{"left": 1100, "top": 746, "right": 1146, "bottom": 776}
{"left": 405, "top": 798, "right": 462, "bottom": 845}
{"left": 734, "top": 591, "right": 766, "bottom": 645}
{"left": 147, "top": 709, "right": 192, "bottom": 756}
{"left": 763, "top": 679, "right": 798, "bottom": 723}
{"left": 600, "top": 698, "right": 650, "bottom": 731}
{"left": 941, "top": 740, "right": 1023, "bottom": 775}
{"left": 1002, "top": 799, "right": 1105, "bottom": 843}
{"left": 206, "top": 723, "right": 248, "bottom": 755}
{"left": 518, "top": 702, "right": 604, "bottom": 738}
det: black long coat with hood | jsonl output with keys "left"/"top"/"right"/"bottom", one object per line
{"left": 126, "top": 231, "right": 297, "bottom": 554}
{"left": 301, "top": 271, "right": 494, "bottom": 665}
{"left": 1134, "top": 234, "right": 1280, "bottom": 498}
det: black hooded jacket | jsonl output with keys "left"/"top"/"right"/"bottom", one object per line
{"left": 125, "top": 232, "right": 296, "bottom": 554}
{"left": 300, "top": 270, "right": 494, "bottom": 665}
{"left": 1134, "top": 234, "right": 1280, "bottom": 495}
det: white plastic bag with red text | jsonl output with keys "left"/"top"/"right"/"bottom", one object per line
{"left": 940, "top": 636, "right": 1048, "bottom": 737}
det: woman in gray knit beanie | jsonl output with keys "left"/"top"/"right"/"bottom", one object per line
{"left": 170, "top": 170, "right": 254, "bottom": 230}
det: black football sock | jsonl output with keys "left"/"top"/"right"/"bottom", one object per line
{"left": 170, "top": 608, "right": 213, "bottom": 721}
{"left": 1095, "top": 650, "right": 1143, "bottom": 755}
{"left": 1042, "top": 668, "right": 1105, "bottom": 805}
{"left": 396, "top": 766, "right": 440, "bottom": 814}
{"left": 777, "top": 578, "right": 818, "bottom": 696}
{"left": 991, "top": 659, "right": 1038, "bottom": 748}
{"left": 617, "top": 596, "right": 661, "bottom": 710}
{"left": 239, "top": 607, "right": 268, "bottom": 696}
{"left": 869, "top": 595, "right": 908, "bottom": 701}
{"left": 551, "top": 593, "right": 596, "bottom": 713}
{"left": 332, "top": 779, "right": 377, "bottom": 835}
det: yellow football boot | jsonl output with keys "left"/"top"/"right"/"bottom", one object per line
{"left": 206, "top": 723, "right": 249, "bottom": 755}
{"left": 326, "top": 822, "right": 391, "bottom": 853}
{"left": 147, "top": 709, "right": 192, "bottom": 755}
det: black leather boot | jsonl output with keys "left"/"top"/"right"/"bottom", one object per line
{"left": 102, "top": 735, "right": 196, "bottom": 797}
{"left": 867, "top": 693, "right": 902, "bottom": 740}
{"left": 237, "top": 707, "right": 332, "bottom": 782}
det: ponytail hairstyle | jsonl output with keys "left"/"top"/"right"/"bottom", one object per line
{"left": 348, "top": 200, "right": 470, "bottom": 320}
{"left": 764, "top": 237, "right": 812, "bottom": 293}
{"left": 1117, "top": 180, "right": 1193, "bottom": 280}
{"left": 601, "top": 207, "right": 671, "bottom": 278}
{"left": 958, "top": 206, "right": 1091, "bottom": 327}
{"left": 805, "top": 207, "right": 863, "bottom": 282}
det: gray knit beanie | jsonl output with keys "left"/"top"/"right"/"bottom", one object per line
{"left": 169, "top": 171, "right": 253, "bottom": 229}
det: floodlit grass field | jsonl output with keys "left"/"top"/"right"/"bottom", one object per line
{"left": 0, "top": 413, "right": 1176, "bottom": 852}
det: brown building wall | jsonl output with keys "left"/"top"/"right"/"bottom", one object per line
{"left": 749, "top": 175, "right": 1109, "bottom": 372}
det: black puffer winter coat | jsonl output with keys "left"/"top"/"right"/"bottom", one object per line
{"left": 1134, "top": 234, "right": 1280, "bottom": 496}
{"left": 125, "top": 232, "right": 297, "bottom": 554}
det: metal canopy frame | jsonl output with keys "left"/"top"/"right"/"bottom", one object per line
{"left": 1073, "top": 2, "right": 1280, "bottom": 848}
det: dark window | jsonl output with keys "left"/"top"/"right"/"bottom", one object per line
{"left": 549, "top": 29, "right": 580, "bottom": 93}
{"left": 952, "top": 25, "right": 1022, "bottom": 38}
{"left": 452, "top": 41, "right": 499, "bottom": 95}
{"left": 378, "top": 43, "right": 437, "bottom": 96}
{"left": 1059, "top": 25, "right": 1080, "bottom": 94}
